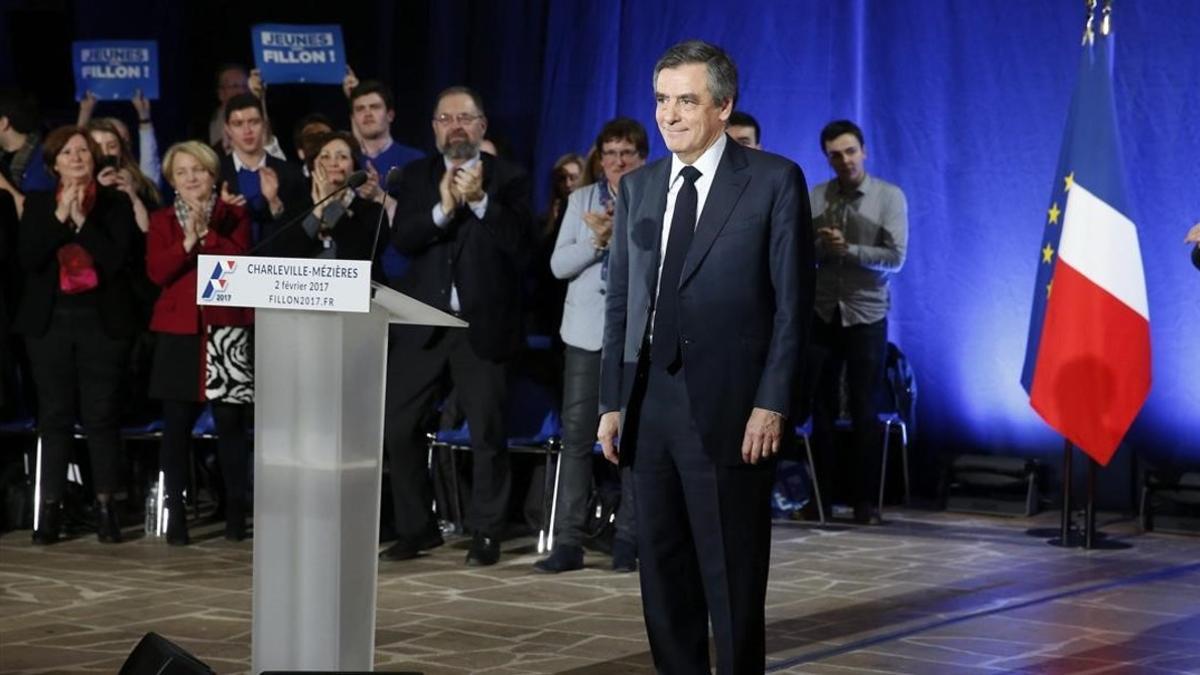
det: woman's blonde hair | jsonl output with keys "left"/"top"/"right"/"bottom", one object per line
{"left": 162, "top": 141, "right": 220, "bottom": 188}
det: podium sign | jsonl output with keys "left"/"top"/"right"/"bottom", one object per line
{"left": 196, "top": 254, "right": 371, "bottom": 313}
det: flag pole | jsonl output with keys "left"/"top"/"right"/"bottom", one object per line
{"left": 1085, "top": 456, "right": 1097, "bottom": 549}
{"left": 1060, "top": 439, "right": 1073, "bottom": 544}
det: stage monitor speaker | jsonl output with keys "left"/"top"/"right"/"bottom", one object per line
{"left": 119, "top": 632, "right": 215, "bottom": 675}
{"left": 944, "top": 454, "right": 1041, "bottom": 517}
{"left": 1140, "top": 469, "right": 1200, "bottom": 535}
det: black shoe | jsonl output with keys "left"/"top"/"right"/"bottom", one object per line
{"left": 611, "top": 539, "right": 638, "bottom": 573}
{"left": 533, "top": 544, "right": 584, "bottom": 574}
{"left": 465, "top": 533, "right": 500, "bottom": 567}
{"left": 854, "top": 502, "right": 883, "bottom": 525}
{"left": 225, "top": 501, "right": 247, "bottom": 541}
{"left": 166, "top": 499, "right": 190, "bottom": 546}
{"left": 97, "top": 501, "right": 123, "bottom": 543}
{"left": 32, "top": 501, "right": 63, "bottom": 545}
{"left": 379, "top": 527, "right": 444, "bottom": 561}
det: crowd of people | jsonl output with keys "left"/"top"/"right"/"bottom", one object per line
{"left": 0, "top": 54, "right": 917, "bottom": 577}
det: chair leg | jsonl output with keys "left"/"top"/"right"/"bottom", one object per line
{"left": 32, "top": 437, "right": 43, "bottom": 531}
{"left": 878, "top": 420, "right": 891, "bottom": 516}
{"left": 448, "top": 447, "right": 463, "bottom": 534}
{"left": 802, "top": 433, "right": 826, "bottom": 525}
{"left": 899, "top": 422, "right": 910, "bottom": 505}
{"left": 540, "top": 446, "right": 561, "bottom": 554}
{"left": 156, "top": 469, "right": 166, "bottom": 536}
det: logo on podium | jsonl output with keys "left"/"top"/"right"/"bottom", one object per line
{"left": 202, "top": 259, "right": 237, "bottom": 301}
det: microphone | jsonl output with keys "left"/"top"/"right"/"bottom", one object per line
{"left": 366, "top": 167, "right": 404, "bottom": 269}
{"left": 247, "top": 170, "right": 369, "bottom": 255}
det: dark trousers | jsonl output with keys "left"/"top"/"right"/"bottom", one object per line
{"left": 633, "top": 363, "right": 775, "bottom": 675}
{"left": 25, "top": 306, "right": 130, "bottom": 501}
{"left": 808, "top": 310, "right": 888, "bottom": 507}
{"left": 554, "top": 345, "right": 636, "bottom": 547}
{"left": 384, "top": 328, "right": 510, "bottom": 538}
{"left": 159, "top": 400, "right": 249, "bottom": 507}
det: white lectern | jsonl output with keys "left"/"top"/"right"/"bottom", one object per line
{"left": 196, "top": 255, "right": 465, "bottom": 673}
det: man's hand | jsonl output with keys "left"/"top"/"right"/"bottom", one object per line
{"left": 259, "top": 167, "right": 283, "bottom": 216}
{"left": 342, "top": 66, "right": 359, "bottom": 99}
{"left": 1185, "top": 222, "right": 1200, "bottom": 245}
{"left": 220, "top": 181, "right": 247, "bottom": 208}
{"left": 248, "top": 69, "right": 265, "bottom": 99}
{"left": 453, "top": 164, "right": 485, "bottom": 204}
{"left": 131, "top": 89, "right": 151, "bottom": 122}
{"left": 583, "top": 210, "right": 614, "bottom": 249}
{"left": 438, "top": 166, "right": 457, "bottom": 215}
{"left": 817, "top": 226, "right": 848, "bottom": 256}
{"left": 76, "top": 91, "right": 97, "bottom": 127}
{"left": 597, "top": 411, "right": 621, "bottom": 465}
{"left": 741, "top": 407, "right": 782, "bottom": 465}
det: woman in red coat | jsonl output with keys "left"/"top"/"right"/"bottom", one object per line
{"left": 146, "top": 141, "right": 253, "bottom": 544}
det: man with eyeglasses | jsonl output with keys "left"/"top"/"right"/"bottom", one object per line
{"left": 380, "top": 86, "right": 531, "bottom": 567}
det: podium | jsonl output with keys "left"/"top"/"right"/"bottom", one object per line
{"left": 196, "top": 255, "right": 465, "bottom": 672}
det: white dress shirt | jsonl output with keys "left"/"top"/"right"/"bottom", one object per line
{"left": 651, "top": 132, "right": 728, "bottom": 336}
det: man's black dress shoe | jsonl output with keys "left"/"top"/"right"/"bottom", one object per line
{"left": 379, "top": 527, "right": 444, "bottom": 561}
{"left": 611, "top": 539, "right": 638, "bottom": 573}
{"left": 533, "top": 544, "right": 584, "bottom": 573}
{"left": 32, "top": 501, "right": 62, "bottom": 545}
{"left": 465, "top": 533, "right": 500, "bottom": 566}
{"left": 97, "top": 501, "right": 123, "bottom": 543}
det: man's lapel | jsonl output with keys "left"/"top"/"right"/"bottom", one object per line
{"left": 640, "top": 159, "right": 672, "bottom": 300}
{"left": 680, "top": 140, "right": 749, "bottom": 286}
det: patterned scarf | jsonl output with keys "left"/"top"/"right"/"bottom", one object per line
{"left": 174, "top": 192, "right": 218, "bottom": 232}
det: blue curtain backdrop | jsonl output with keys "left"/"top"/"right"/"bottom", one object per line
{"left": 3, "top": 0, "right": 1196, "bottom": 469}
{"left": 533, "top": 0, "right": 1199, "bottom": 467}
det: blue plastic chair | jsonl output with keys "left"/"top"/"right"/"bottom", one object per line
{"left": 428, "top": 377, "right": 562, "bottom": 550}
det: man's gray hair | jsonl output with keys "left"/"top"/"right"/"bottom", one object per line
{"left": 652, "top": 40, "right": 738, "bottom": 107}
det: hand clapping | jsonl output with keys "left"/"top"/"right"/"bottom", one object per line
{"left": 452, "top": 164, "right": 484, "bottom": 204}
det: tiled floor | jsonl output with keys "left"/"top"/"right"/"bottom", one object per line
{"left": 1, "top": 510, "right": 1198, "bottom": 674}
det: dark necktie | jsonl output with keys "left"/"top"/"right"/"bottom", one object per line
{"left": 651, "top": 165, "right": 702, "bottom": 372}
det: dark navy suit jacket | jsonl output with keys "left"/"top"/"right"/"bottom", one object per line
{"left": 599, "top": 137, "right": 815, "bottom": 466}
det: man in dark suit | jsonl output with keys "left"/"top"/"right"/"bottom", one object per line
{"left": 215, "top": 93, "right": 309, "bottom": 245}
{"left": 380, "top": 86, "right": 531, "bottom": 566}
{"left": 598, "top": 41, "right": 814, "bottom": 674}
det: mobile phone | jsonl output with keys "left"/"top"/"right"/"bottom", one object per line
{"left": 96, "top": 155, "right": 120, "bottom": 171}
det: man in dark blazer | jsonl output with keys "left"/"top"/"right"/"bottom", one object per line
{"left": 381, "top": 86, "right": 531, "bottom": 566}
{"left": 215, "top": 93, "right": 309, "bottom": 245}
{"left": 598, "top": 41, "right": 814, "bottom": 674}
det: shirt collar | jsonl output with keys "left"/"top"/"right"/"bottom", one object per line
{"left": 670, "top": 132, "right": 726, "bottom": 185}
{"left": 232, "top": 152, "right": 267, "bottom": 173}
{"left": 363, "top": 137, "right": 394, "bottom": 159}
{"left": 831, "top": 173, "right": 872, "bottom": 199}
{"left": 443, "top": 153, "right": 482, "bottom": 171}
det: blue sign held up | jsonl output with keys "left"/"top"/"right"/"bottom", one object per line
{"left": 72, "top": 40, "right": 159, "bottom": 101}
{"left": 252, "top": 23, "right": 346, "bottom": 85}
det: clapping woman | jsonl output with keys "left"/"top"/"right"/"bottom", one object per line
{"left": 263, "top": 131, "right": 386, "bottom": 278}
{"left": 15, "top": 127, "right": 140, "bottom": 544}
{"left": 146, "top": 141, "right": 254, "bottom": 544}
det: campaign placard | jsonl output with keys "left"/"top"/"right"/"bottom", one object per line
{"left": 252, "top": 23, "right": 346, "bottom": 85}
{"left": 196, "top": 255, "right": 371, "bottom": 313}
{"left": 72, "top": 40, "right": 159, "bottom": 101}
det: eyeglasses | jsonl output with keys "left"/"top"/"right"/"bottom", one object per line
{"left": 433, "top": 113, "right": 483, "bottom": 126}
{"left": 601, "top": 149, "right": 639, "bottom": 160}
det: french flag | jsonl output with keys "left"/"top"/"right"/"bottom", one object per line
{"left": 1020, "top": 26, "right": 1150, "bottom": 466}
